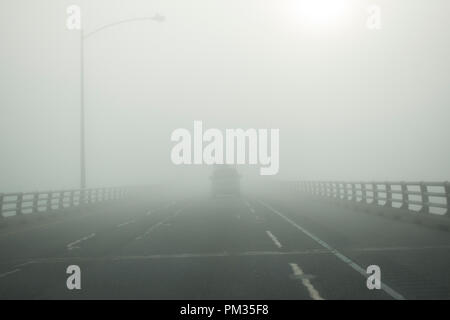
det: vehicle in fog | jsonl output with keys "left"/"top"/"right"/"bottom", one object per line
{"left": 210, "top": 165, "right": 241, "bottom": 197}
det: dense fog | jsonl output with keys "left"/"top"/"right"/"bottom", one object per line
{"left": 1, "top": 0, "right": 449, "bottom": 193}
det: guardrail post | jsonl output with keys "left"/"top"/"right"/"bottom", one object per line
{"left": 419, "top": 182, "right": 430, "bottom": 214}
{"left": 349, "top": 183, "right": 353, "bottom": 201}
{"left": 385, "top": 182, "right": 392, "bottom": 207}
{"left": 361, "top": 183, "right": 367, "bottom": 203}
{"left": 32, "top": 192, "right": 39, "bottom": 213}
{"left": 0, "top": 193, "right": 4, "bottom": 219}
{"left": 445, "top": 181, "right": 450, "bottom": 216}
{"left": 372, "top": 183, "right": 378, "bottom": 205}
{"left": 400, "top": 182, "right": 408, "bottom": 209}
{"left": 343, "top": 183, "right": 348, "bottom": 200}
{"left": 350, "top": 183, "right": 356, "bottom": 201}
{"left": 70, "top": 191, "right": 75, "bottom": 207}
{"left": 17, "top": 193, "right": 24, "bottom": 215}
{"left": 46, "top": 192, "right": 52, "bottom": 212}
{"left": 59, "top": 192, "right": 64, "bottom": 210}
{"left": 335, "top": 182, "right": 341, "bottom": 199}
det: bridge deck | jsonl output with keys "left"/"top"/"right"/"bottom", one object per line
{"left": 1, "top": 193, "right": 450, "bottom": 299}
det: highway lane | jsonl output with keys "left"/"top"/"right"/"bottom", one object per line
{"left": 1, "top": 192, "right": 450, "bottom": 299}
{"left": 258, "top": 192, "right": 450, "bottom": 299}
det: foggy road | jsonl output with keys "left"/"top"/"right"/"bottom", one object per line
{"left": 1, "top": 193, "right": 450, "bottom": 300}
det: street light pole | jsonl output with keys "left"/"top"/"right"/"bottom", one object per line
{"left": 78, "top": 15, "right": 165, "bottom": 189}
{"left": 80, "top": 29, "right": 86, "bottom": 189}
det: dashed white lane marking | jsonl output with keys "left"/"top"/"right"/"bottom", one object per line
{"left": 67, "top": 233, "right": 96, "bottom": 251}
{"left": 0, "top": 269, "right": 21, "bottom": 279}
{"left": 257, "top": 200, "right": 406, "bottom": 301}
{"left": 266, "top": 230, "right": 283, "bottom": 249}
{"left": 116, "top": 219, "right": 135, "bottom": 228}
{"left": 135, "top": 208, "right": 183, "bottom": 241}
{"left": 289, "top": 263, "right": 324, "bottom": 300}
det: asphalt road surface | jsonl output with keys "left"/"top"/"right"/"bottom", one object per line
{"left": 1, "top": 192, "right": 450, "bottom": 300}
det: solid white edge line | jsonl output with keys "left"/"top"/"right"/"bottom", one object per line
{"left": 257, "top": 199, "right": 406, "bottom": 300}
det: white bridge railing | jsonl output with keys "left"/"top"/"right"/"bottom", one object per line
{"left": 0, "top": 187, "right": 129, "bottom": 218}
{"left": 286, "top": 181, "right": 450, "bottom": 216}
